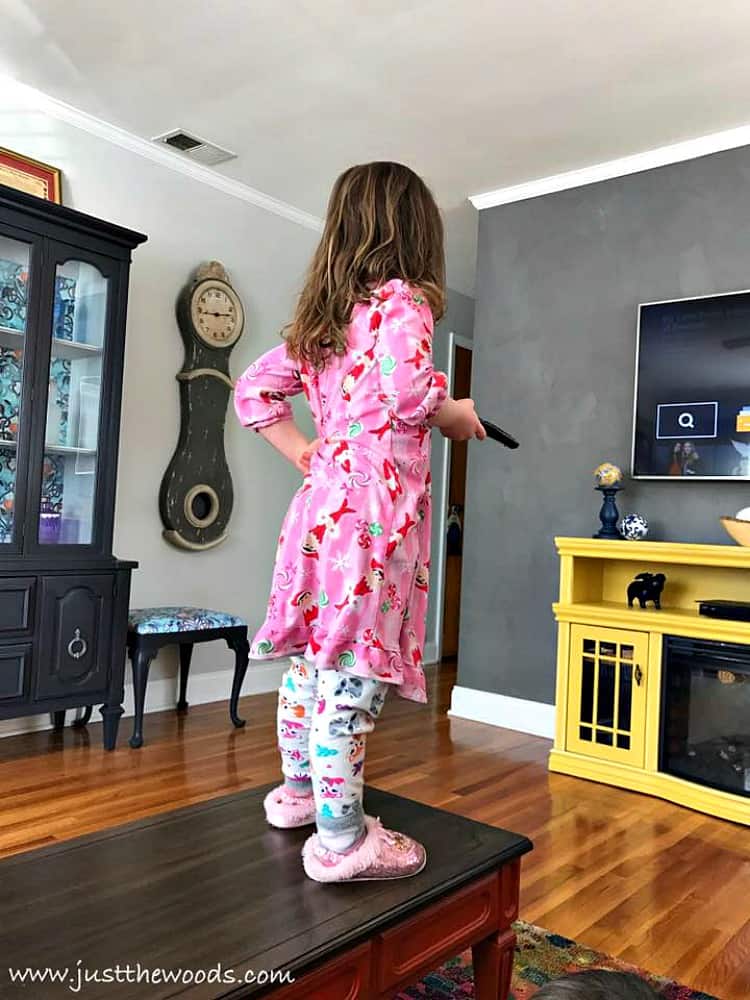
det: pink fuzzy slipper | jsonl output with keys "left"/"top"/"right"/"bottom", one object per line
{"left": 264, "top": 785, "right": 315, "bottom": 829}
{"left": 302, "top": 816, "right": 427, "bottom": 882}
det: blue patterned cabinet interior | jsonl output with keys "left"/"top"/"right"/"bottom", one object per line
{"left": 0, "top": 185, "right": 146, "bottom": 750}
{"left": 0, "top": 345, "right": 67, "bottom": 543}
{"left": 0, "top": 260, "right": 76, "bottom": 339}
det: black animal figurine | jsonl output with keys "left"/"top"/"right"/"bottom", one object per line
{"left": 627, "top": 572, "right": 666, "bottom": 609}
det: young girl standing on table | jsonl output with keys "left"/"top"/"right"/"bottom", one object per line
{"left": 234, "top": 161, "right": 485, "bottom": 882}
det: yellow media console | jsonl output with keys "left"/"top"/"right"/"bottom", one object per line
{"left": 551, "top": 537, "right": 750, "bottom": 825}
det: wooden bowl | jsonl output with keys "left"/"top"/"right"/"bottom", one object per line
{"left": 720, "top": 516, "right": 750, "bottom": 546}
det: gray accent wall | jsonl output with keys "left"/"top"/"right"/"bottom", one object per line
{"left": 459, "top": 145, "right": 750, "bottom": 704}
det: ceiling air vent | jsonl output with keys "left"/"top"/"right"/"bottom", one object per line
{"left": 152, "top": 129, "right": 237, "bottom": 166}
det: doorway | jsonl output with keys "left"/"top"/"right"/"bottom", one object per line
{"left": 440, "top": 339, "right": 473, "bottom": 660}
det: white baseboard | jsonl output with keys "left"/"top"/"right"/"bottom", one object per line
{"left": 0, "top": 652, "right": 447, "bottom": 741}
{"left": 448, "top": 684, "right": 555, "bottom": 738}
{"left": 0, "top": 660, "right": 288, "bottom": 740}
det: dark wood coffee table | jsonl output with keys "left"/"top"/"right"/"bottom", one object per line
{"left": 0, "top": 785, "right": 531, "bottom": 999}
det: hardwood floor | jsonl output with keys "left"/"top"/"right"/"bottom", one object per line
{"left": 0, "top": 664, "right": 747, "bottom": 998}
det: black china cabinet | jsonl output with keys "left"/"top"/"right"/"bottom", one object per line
{"left": 0, "top": 185, "right": 146, "bottom": 749}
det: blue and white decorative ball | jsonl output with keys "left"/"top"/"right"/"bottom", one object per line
{"left": 619, "top": 513, "right": 649, "bottom": 540}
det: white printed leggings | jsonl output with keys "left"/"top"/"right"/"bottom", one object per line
{"left": 277, "top": 657, "right": 387, "bottom": 850}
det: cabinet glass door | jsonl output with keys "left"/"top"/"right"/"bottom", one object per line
{"left": 566, "top": 624, "right": 648, "bottom": 767}
{"left": 0, "top": 235, "right": 33, "bottom": 545}
{"left": 38, "top": 259, "right": 108, "bottom": 546}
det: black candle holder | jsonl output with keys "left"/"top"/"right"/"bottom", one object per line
{"left": 594, "top": 484, "right": 623, "bottom": 539}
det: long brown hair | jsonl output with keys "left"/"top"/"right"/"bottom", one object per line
{"left": 284, "top": 162, "right": 446, "bottom": 368}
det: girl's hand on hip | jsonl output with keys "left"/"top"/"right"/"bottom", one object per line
{"left": 296, "top": 438, "right": 321, "bottom": 475}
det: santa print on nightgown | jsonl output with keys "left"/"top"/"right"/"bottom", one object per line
{"left": 234, "top": 278, "right": 448, "bottom": 703}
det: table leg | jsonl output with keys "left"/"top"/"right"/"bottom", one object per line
{"left": 472, "top": 926, "right": 516, "bottom": 1000}
{"left": 129, "top": 647, "right": 155, "bottom": 749}
{"left": 177, "top": 644, "right": 193, "bottom": 713}
{"left": 101, "top": 703, "right": 124, "bottom": 751}
{"left": 51, "top": 710, "right": 66, "bottom": 731}
{"left": 71, "top": 706, "right": 93, "bottom": 729}
{"left": 227, "top": 633, "right": 250, "bottom": 728}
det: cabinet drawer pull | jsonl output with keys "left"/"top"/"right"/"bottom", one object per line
{"left": 67, "top": 629, "right": 88, "bottom": 660}
{"left": 635, "top": 664, "right": 643, "bottom": 686}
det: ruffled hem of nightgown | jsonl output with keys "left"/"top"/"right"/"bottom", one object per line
{"left": 249, "top": 627, "right": 428, "bottom": 704}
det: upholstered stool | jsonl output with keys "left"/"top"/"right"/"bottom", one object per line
{"left": 126, "top": 607, "right": 250, "bottom": 749}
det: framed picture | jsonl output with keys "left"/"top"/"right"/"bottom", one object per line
{"left": 0, "top": 147, "right": 61, "bottom": 204}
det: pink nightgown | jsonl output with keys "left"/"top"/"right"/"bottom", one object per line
{"left": 234, "top": 278, "right": 448, "bottom": 703}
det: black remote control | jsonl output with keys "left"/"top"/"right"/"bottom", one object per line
{"left": 479, "top": 419, "right": 519, "bottom": 449}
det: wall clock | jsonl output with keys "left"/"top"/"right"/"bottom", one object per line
{"left": 159, "top": 261, "right": 245, "bottom": 550}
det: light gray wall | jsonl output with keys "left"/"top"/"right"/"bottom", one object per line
{"left": 437, "top": 288, "right": 476, "bottom": 351}
{"left": 426, "top": 288, "right": 475, "bottom": 657}
{"left": 2, "top": 95, "right": 474, "bottom": 707}
{"left": 5, "top": 105, "right": 319, "bottom": 696}
{"left": 460, "top": 145, "right": 750, "bottom": 704}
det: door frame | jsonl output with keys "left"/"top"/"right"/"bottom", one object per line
{"left": 429, "top": 331, "right": 473, "bottom": 663}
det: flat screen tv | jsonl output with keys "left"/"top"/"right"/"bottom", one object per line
{"left": 632, "top": 290, "right": 750, "bottom": 480}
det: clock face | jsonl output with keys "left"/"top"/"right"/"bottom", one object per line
{"left": 190, "top": 280, "right": 244, "bottom": 348}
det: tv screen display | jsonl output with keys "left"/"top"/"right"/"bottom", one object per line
{"left": 632, "top": 290, "right": 750, "bottom": 479}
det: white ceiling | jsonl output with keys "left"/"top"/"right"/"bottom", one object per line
{"left": 3, "top": 0, "right": 750, "bottom": 295}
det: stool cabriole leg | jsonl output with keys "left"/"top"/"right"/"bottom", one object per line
{"left": 129, "top": 646, "right": 156, "bottom": 749}
{"left": 228, "top": 632, "right": 250, "bottom": 728}
{"left": 177, "top": 644, "right": 193, "bottom": 712}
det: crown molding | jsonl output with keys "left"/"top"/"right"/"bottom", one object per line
{"left": 2, "top": 75, "right": 324, "bottom": 233}
{"left": 469, "top": 123, "right": 750, "bottom": 210}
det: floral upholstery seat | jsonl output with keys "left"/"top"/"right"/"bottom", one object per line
{"left": 128, "top": 606, "right": 247, "bottom": 635}
{"left": 126, "top": 607, "right": 250, "bottom": 749}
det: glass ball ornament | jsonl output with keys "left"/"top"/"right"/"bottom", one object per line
{"left": 593, "top": 462, "right": 623, "bottom": 488}
{"left": 619, "top": 513, "right": 649, "bottom": 540}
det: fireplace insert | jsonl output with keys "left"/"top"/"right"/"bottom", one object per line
{"left": 661, "top": 636, "right": 750, "bottom": 797}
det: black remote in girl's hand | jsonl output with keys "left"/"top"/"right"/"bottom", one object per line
{"left": 479, "top": 419, "right": 519, "bottom": 449}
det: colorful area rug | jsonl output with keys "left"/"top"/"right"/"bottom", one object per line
{"left": 395, "top": 921, "right": 718, "bottom": 999}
